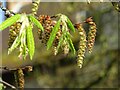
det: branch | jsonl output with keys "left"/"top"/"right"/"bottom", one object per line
{"left": 0, "top": 79, "right": 16, "bottom": 89}
{"left": 0, "top": 1, "right": 16, "bottom": 17}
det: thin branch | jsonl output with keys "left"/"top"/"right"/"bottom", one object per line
{"left": 0, "top": 1, "right": 16, "bottom": 17}
{"left": 0, "top": 79, "right": 16, "bottom": 89}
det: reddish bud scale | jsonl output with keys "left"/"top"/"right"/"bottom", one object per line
{"left": 75, "top": 23, "right": 87, "bottom": 68}
{"left": 85, "top": 17, "right": 97, "bottom": 53}
{"left": 8, "top": 22, "right": 21, "bottom": 48}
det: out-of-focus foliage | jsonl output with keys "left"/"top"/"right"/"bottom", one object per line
{"left": 2, "top": 2, "right": 118, "bottom": 88}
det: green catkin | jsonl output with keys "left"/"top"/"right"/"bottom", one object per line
{"left": 8, "top": 22, "right": 21, "bottom": 48}
{"left": 75, "top": 23, "right": 87, "bottom": 68}
{"left": 85, "top": 17, "right": 97, "bottom": 53}
{"left": 32, "top": 0, "right": 40, "bottom": 15}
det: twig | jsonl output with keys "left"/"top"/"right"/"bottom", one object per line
{"left": 0, "top": 79, "right": 16, "bottom": 89}
{"left": 0, "top": 66, "right": 33, "bottom": 72}
{"left": 0, "top": 1, "right": 16, "bottom": 17}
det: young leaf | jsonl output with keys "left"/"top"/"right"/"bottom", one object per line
{"left": 8, "top": 36, "right": 21, "bottom": 54}
{"left": 47, "top": 19, "right": 61, "bottom": 50}
{"left": 26, "top": 25, "right": 35, "bottom": 60}
{"left": 56, "top": 35, "right": 64, "bottom": 51}
{"left": 0, "top": 14, "right": 21, "bottom": 31}
{"left": 66, "top": 17, "right": 75, "bottom": 32}
{"left": 66, "top": 33, "right": 76, "bottom": 54}
{"left": 28, "top": 15, "right": 44, "bottom": 31}
{"left": 20, "top": 29, "right": 28, "bottom": 60}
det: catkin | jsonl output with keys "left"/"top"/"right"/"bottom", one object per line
{"left": 37, "top": 15, "right": 62, "bottom": 47}
{"left": 32, "top": 0, "right": 40, "bottom": 15}
{"left": 75, "top": 23, "right": 87, "bottom": 68}
{"left": 85, "top": 17, "right": 97, "bottom": 53}
{"left": 8, "top": 22, "right": 21, "bottom": 48}
{"left": 14, "top": 69, "right": 24, "bottom": 89}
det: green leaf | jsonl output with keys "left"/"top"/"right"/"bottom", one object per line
{"left": 26, "top": 25, "right": 35, "bottom": 60}
{"left": 8, "top": 36, "right": 21, "bottom": 54}
{"left": 20, "top": 28, "right": 28, "bottom": 60}
{"left": 28, "top": 15, "right": 44, "bottom": 31}
{"left": 0, "top": 14, "right": 21, "bottom": 31}
{"left": 47, "top": 19, "right": 61, "bottom": 50}
{"left": 56, "top": 35, "right": 64, "bottom": 51}
{"left": 66, "top": 33, "right": 76, "bottom": 54}
{"left": 66, "top": 17, "right": 75, "bottom": 32}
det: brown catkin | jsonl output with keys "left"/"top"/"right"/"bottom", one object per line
{"left": 8, "top": 22, "right": 21, "bottom": 48}
{"left": 14, "top": 69, "right": 24, "bottom": 89}
{"left": 37, "top": 15, "right": 62, "bottom": 47}
{"left": 75, "top": 23, "right": 87, "bottom": 68}
{"left": 85, "top": 17, "right": 97, "bottom": 53}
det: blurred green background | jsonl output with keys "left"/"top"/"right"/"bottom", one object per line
{"left": 1, "top": 2, "right": 119, "bottom": 88}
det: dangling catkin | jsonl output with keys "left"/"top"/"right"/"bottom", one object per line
{"left": 37, "top": 15, "right": 62, "bottom": 47}
{"left": 75, "top": 23, "right": 87, "bottom": 68}
{"left": 32, "top": 0, "right": 40, "bottom": 15}
{"left": 85, "top": 17, "right": 97, "bottom": 53}
{"left": 8, "top": 22, "right": 21, "bottom": 48}
{"left": 14, "top": 68, "right": 24, "bottom": 89}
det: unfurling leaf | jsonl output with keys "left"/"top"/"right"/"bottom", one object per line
{"left": 28, "top": 15, "right": 44, "bottom": 31}
{"left": 66, "top": 17, "right": 75, "bottom": 32}
{"left": 66, "top": 33, "right": 76, "bottom": 55}
{"left": 26, "top": 25, "right": 35, "bottom": 60}
{"left": 56, "top": 35, "right": 64, "bottom": 51}
{"left": 8, "top": 36, "right": 21, "bottom": 54}
{"left": 0, "top": 14, "right": 21, "bottom": 31}
{"left": 47, "top": 18, "right": 61, "bottom": 50}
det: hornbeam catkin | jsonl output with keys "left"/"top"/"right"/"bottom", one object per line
{"left": 37, "top": 15, "right": 62, "bottom": 47}
{"left": 8, "top": 22, "right": 21, "bottom": 48}
{"left": 32, "top": 0, "right": 40, "bottom": 15}
{"left": 85, "top": 17, "right": 97, "bottom": 53}
{"left": 75, "top": 23, "right": 87, "bottom": 68}
{"left": 14, "top": 69, "right": 24, "bottom": 89}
